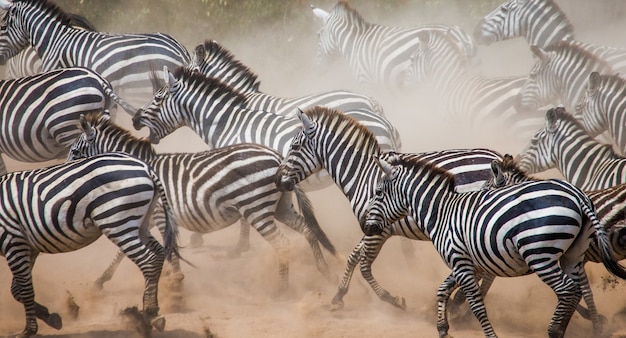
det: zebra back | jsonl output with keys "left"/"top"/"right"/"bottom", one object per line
{"left": 517, "top": 107, "right": 626, "bottom": 191}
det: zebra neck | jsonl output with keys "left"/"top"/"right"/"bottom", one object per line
{"left": 28, "top": 15, "right": 76, "bottom": 70}
{"left": 556, "top": 136, "right": 615, "bottom": 189}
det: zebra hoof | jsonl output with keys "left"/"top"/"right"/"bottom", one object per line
{"left": 45, "top": 313, "right": 63, "bottom": 330}
{"left": 151, "top": 315, "right": 166, "bottom": 332}
{"left": 393, "top": 296, "right": 407, "bottom": 310}
{"left": 330, "top": 300, "right": 344, "bottom": 312}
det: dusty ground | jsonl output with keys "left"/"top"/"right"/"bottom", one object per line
{"left": 2, "top": 1, "right": 626, "bottom": 337}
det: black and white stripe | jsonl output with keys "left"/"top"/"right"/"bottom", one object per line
{"left": 310, "top": 1, "right": 477, "bottom": 92}
{"left": 575, "top": 71, "right": 626, "bottom": 155}
{"left": 474, "top": 0, "right": 626, "bottom": 72}
{"left": 274, "top": 106, "right": 502, "bottom": 310}
{"left": 67, "top": 111, "right": 340, "bottom": 292}
{"left": 363, "top": 154, "right": 626, "bottom": 337}
{"left": 516, "top": 107, "right": 626, "bottom": 191}
{"left": 0, "top": 66, "right": 135, "bottom": 174}
{"left": 188, "top": 40, "right": 401, "bottom": 151}
{"left": 0, "top": 0, "right": 191, "bottom": 105}
{"left": 0, "top": 152, "right": 179, "bottom": 337}
{"left": 515, "top": 41, "right": 615, "bottom": 114}
{"left": 403, "top": 28, "right": 544, "bottom": 140}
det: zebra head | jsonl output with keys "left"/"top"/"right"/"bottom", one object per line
{"left": 515, "top": 45, "right": 559, "bottom": 114}
{"left": 574, "top": 71, "right": 609, "bottom": 137}
{"left": 361, "top": 157, "right": 406, "bottom": 236}
{"left": 311, "top": 4, "right": 338, "bottom": 68}
{"left": 0, "top": 0, "right": 30, "bottom": 64}
{"left": 275, "top": 109, "right": 322, "bottom": 192}
{"left": 67, "top": 111, "right": 110, "bottom": 161}
{"left": 515, "top": 107, "right": 562, "bottom": 174}
{"left": 474, "top": 0, "right": 574, "bottom": 47}
{"left": 133, "top": 66, "right": 183, "bottom": 144}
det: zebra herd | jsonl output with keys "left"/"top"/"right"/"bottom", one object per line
{"left": 2, "top": 0, "right": 626, "bottom": 337}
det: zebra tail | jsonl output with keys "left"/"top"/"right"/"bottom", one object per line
{"left": 101, "top": 82, "right": 139, "bottom": 116}
{"left": 150, "top": 170, "right": 181, "bottom": 264}
{"left": 586, "top": 202, "right": 626, "bottom": 280}
{"left": 294, "top": 184, "right": 340, "bottom": 258}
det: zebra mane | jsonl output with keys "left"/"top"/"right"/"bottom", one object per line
{"left": 303, "top": 105, "right": 381, "bottom": 156}
{"left": 333, "top": 1, "right": 371, "bottom": 30}
{"left": 15, "top": 0, "right": 74, "bottom": 27}
{"left": 82, "top": 111, "right": 154, "bottom": 151}
{"left": 548, "top": 40, "right": 612, "bottom": 71}
{"left": 391, "top": 156, "right": 456, "bottom": 190}
{"left": 66, "top": 13, "right": 97, "bottom": 31}
{"left": 538, "top": 0, "right": 575, "bottom": 37}
{"left": 199, "top": 40, "right": 261, "bottom": 92}
{"left": 170, "top": 66, "right": 249, "bottom": 107}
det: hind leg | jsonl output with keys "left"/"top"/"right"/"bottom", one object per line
{"left": 275, "top": 194, "right": 335, "bottom": 283}
{"left": 247, "top": 216, "right": 290, "bottom": 295}
{"left": 331, "top": 241, "right": 363, "bottom": 311}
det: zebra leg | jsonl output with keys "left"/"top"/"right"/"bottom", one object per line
{"left": 331, "top": 240, "right": 363, "bottom": 311}
{"left": 251, "top": 220, "right": 291, "bottom": 296}
{"left": 561, "top": 259, "right": 605, "bottom": 333}
{"left": 535, "top": 264, "right": 581, "bottom": 337}
{"left": 94, "top": 250, "right": 125, "bottom": 290}
{"left": 274, "top": 196, "right": 336, "bottom": 283}
{"left": 449, "top": 273, "right": 496, "bottom": 320}
{"left": 222, "top": 221, "right": 251, "bottom": 258}
{"left": 454, "top": 267, "right": 497, "bottom": 338}
{"left": 152, "top": 204, "right": 184, "bottom": 286}
{"left": 436, "top": 273, "right": 458, "bottom": 338}
{"left": 358, "top": 233, "right": 407, "bottom": 310}
{"left": 188, "top": 232, "right": 205, "bottom": 249}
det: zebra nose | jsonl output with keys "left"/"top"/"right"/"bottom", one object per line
{"left": 132, "top": 110, "right": 143, "bottom": 130}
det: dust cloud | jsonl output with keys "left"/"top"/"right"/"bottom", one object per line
{"left": 1, "top": 1, "right": 626, "bottom": 338}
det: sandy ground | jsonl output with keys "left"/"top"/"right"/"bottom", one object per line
{"left": 2, "top": 1, "right": 626, "bottom": 337}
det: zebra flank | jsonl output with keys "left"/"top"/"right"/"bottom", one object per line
{"left": 275, "top": 105, "right": 502, "bottom": 310}
{"left": 68, "top": 111, "right": 340, "bottom": 291}
{"left": 365, "top": 154, "right": 626, "bottom": 337}
{"left": 0, "top": 152, "right": 177, "bottom": 337}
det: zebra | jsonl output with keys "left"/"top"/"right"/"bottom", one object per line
{"left": 362, "top": 155, "right": 626, "bottom": 338}
{"left": 0, "top": 0, "right": 192, "bottom": 106}
{"left": 187, "top": 40, "right": 402, "bottom": 151}
{"left": 473, "top": 0, "right": 626, "bottom": 73}
{"left": 5, "top": 12, "right": 97, "bottom": 79}
{"left": 515, "top": 40, "right": 615, "bottom": 115}
{"left": 575, "top": 71, "right": 626, "bottom": 155}
{"left": 132, "top": 65, "right": 390, "bottom": 193}
{"left": 310, "top": 1, "right": 477, "bottom": 92}
{"left": 0, "top": 66, "right": 136, "bottom": 175}
{"left": 0, "top": 152, "right": 179, "bottom": 338}
{"left": 67, "top": 111, "right": 340, "bottom": 293}
{"left": 516, "top": 107, "right": 626, "bottom": 191}
{"left": 402, "top": 28, "right": 545, "bottom": 141}
{"left": 478, "top": 154, "right": 626, "bottom": 325}
{"left": 274, "top": 105, "right": 503, "bottom": 311}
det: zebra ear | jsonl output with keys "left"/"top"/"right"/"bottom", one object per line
{"left": 546, "top": 108, "right": 560, "bottom": 133}
{"left": 588, "top": 71, "right": 601, "bottom": 91}
{"left": 311, "top": 5, "right": 329, "bottom": 21}
{"left": 194, "top": 44, "right": 206, "bottom": 63}
{"left": 376, "top": 157, "right": 394, "bottom": 179}
{"left": 79, "top": 114, "right": 96, "bottom": 141}
{"left": 300, "top": 110, "right": 315, "bottom": 132}
{"left": 530, "top": 45, "right": 550, "bottom": 62}
{"left": 163, "top": 66, "right": 179, "bottom": 93}
{"left": 0, "top": 0, "right": 12, "bottom": 10}
{"left": 490, "top": 160, "right": 505, "bottom": 187}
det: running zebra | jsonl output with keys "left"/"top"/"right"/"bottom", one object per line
{"left": 0, "top": 66, "right": 136, "bottom": 175}
{"left": 0, "top": 152, "right": 179, "bottom": 338}
{"left": 0, "top": 0, "right": 192, "bottom": 106}
{"left": 274, "top": 105, "right": 503, "bottom": 310}
{"left": 516, "top": 107, "right": 626, "bottom": 191}
{"left": 515, "top": 40, "right": 615, "bottom": 114}
{"left": 5, "top": 12, "right": 97, "bottom": 79}
{"left": 187, "top": 40, "right": 401, "bottom": 151}
{"left": 67, "top": 111, "right": 340, "bottom": 292}
{"left": 363, "top": 155, "right": 626, "bottom": 338}
{"left": 402, "top": 28, "right": 544, "bottom": 140}
{"left": 474, "top": 0, "right": 626, "bottom": 72}
{"left": 132, "top": 65, "right": 397, "bottom": 191}
{"left": 310, "top": 1, "right": 477, "bottom": 92}
{"left": 575, "top": 71, "right": 626, "bottom": 155}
